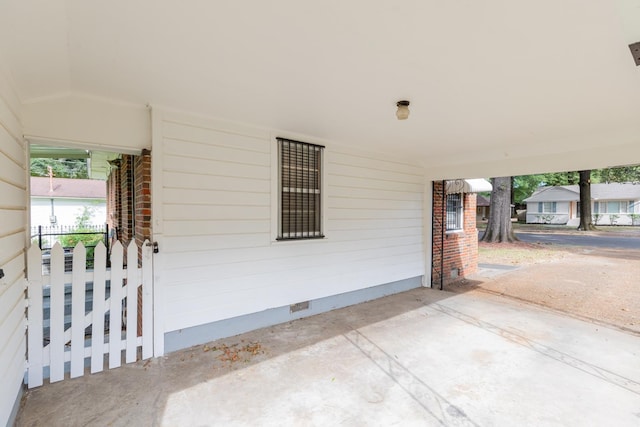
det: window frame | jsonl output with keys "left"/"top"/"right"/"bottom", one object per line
{"left": 275, "top": 137, "right": 325, "bottom": 241}
{"left": 537, "top": 201, "right": 557, "bottom": 213}
{"left": 594, "top": 200, "right": 633, "bottom": 214}
{"left": 445, "top": 193, "right": 463, "bottom": 231}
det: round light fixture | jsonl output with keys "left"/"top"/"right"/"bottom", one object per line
{"left": 396, "top": 100, "right": 410, "bottom": 120}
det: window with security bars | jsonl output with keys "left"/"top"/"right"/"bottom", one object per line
{"left": 277, "top": 138, "right": 324, "bottom": 240}
{"left": 446, "top": 193, "right": 463, "bottom": 231}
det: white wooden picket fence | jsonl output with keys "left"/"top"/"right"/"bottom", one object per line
{"left": 26, "top": 240, "right": 153, "bottom": 388}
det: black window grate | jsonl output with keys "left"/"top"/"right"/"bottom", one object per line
{"left": 446, "top": 193, "right": 463, "bottom": 230}
{"left": 277, "top": 138, "right": 324, "bottom": 240}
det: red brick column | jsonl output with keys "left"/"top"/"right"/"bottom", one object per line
{"left": 119, "top": 155, "right": 134, "bottom": 246}
{"left": 134, "top": 149, "right": 152, "bottom": 263}
{"left": 441, "top": 192, "right": 479, "bottom": 283}
{"left": 134, "top": 149, "right": 152, "bottom": 336}
{"left": 431, "top": 181, "right": 445, "bottom": 287}
{"left": 104, "top": 151, "right": 153, "bottom": 337}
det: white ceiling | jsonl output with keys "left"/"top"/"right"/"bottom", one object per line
{"left": 2, "top": 1, "right": 640, "bottom": 170}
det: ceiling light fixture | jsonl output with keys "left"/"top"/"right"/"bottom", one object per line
{"left": 396, "top": 100, "right": 410, "bottom": 120}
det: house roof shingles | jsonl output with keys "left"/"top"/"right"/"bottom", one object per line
{"left": 524, "top": 183, "right": 640, "bottom": 203}
{"left": 477, "top": 195, "right": 491, "bottom": 207}
{"left": 31, "top": 177, "right": 106, "bottom": 199}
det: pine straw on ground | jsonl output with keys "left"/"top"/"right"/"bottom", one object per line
{"left": 464, "top": 241, "right": 640, "bottom": 334}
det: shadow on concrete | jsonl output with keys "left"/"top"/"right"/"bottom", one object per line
{"left": 16, "top": 287, "right": 459, "bottom": 426}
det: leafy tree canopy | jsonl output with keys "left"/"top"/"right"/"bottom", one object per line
{"left": 30, "top": 158, "right": 89, "bottom": 179}
{"left": 597, "top": 165, "right": 640, "bottom": 184}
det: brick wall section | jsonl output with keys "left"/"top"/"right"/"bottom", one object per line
{"left": 134, "top": 149, "right": 152, "bottom": 262}
{"left": 119, "top": 155, "right": 134, "bottom": 245}
{"left": 432, "top": 181, "right": 479, "bottom": 286}
{"left": 431, "top": 181, "right": 445, "bottom": 286}
{"left": 134, "top": 150, "right": 152, "bottom": 336}
{"left": 104, "top": 151, "right": 153, "bottom": 336}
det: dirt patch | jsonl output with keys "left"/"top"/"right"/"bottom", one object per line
{"left": 451, "top": 241, "right": 640, "bottom": 335}
{"left": 478, "top": 241, "right": 565, "bottom": 265}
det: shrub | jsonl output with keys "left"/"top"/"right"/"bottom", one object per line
{"left": 59, "top": 207, "right": 106, "bottom": 267}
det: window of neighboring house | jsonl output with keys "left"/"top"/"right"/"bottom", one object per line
{"left": 594, "top": 201, "right": 633, "bottom": 214}
{"left": 277, "top": 138, "right": 324, "bottom": 240}
{"left": 446, "top": 193, "right": 463, "bottom": 231}
{"left": 537, "top": 202, "right": 557, "bottom": 213}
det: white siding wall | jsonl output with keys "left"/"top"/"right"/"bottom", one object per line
{"left": 153, "top": 111, "right": 424, "bottom": 333}
{"left": 526, "top": 201, "right": 570, "bottom": 224}
{"left": 0, "top": 74, "right": 26, "bottom": 426}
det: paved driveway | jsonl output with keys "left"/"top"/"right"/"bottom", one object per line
{"left": 16, "top": 288, "right": 640, "bottom": 426}
{"left": 516, "top": 232, "right": 640, "bottom": 249}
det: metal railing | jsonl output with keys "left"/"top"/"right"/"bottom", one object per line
{"left": 30, "top": 224, "right": 110, "bottom": 272}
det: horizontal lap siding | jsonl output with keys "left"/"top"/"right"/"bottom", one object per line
{"left": 323, "top": 149, "right": 424, "bottom": 291}
{"left": 0, "top": 84, "right": 26, "bottom": 427}
{"left": 158, "top": 114, "right": 424, "bottom": 332}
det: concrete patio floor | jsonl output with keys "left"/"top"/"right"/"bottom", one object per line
{"left": 16, "top": 288, "right": 640, "bottom": 426}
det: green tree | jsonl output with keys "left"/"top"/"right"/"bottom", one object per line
{"left": 30, "top": 158, "right": 89, "bottom": 179}
{"left": 541, "top": 171, "right": 579, "bottom": 186}
{"left": 577, "top": 170, "right": 596, "bottom": 231}
{"left": 513, "top": 175, "right": 544, "bottom": 204}
{"left": 596, "top": 165, "right": 640, "bottom": 184}
{"left": 59, "top": 207, "right": 105, "bottom": 266}
{"left": 481, "top": 176, "right": 518, "bottom": 243}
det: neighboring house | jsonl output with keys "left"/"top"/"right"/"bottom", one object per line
{"left": 30, "top": 176, "right": 106, "bottom": 228}
{"left": 476, "top": 194, "right": 491, "bottom": 221}
{"left": 524, "top": 183, "right": 640, "bottom": 226}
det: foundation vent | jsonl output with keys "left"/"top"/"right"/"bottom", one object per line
{"left": 290, "top": 301, "right": 310, "bottom": 313}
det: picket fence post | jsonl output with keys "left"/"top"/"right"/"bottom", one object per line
{"left": 49, "top": 243, "right": 65, "bottom": 383}
{"left": 109, "top": 241, "right": 124, "bottom": 369}
{"left": 27, "top": 245, "right": 44, "bottom": 388}
{"left": 91, "top": 242, "right": 107, "bottom": 374}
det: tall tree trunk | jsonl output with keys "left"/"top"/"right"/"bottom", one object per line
{"left": 577, "top": 170, "right": 596, "bottom": 231}
{"left": 481, "top": 176, "right": 518, "bottom": 243}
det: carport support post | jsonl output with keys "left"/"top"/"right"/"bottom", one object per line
{"left": 429, "top": 181, "right": 446, "bottom": 290}
{"left": 439, "top": 180, "right": 445, "bottom": 290}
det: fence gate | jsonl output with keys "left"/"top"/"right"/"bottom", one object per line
{"left": 26, "top": 240, "right": 153, "bottom": 388}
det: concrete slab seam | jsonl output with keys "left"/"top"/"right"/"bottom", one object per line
{"left": 343, "top": 329, "right": 480, "bottom": 427}
{"left": 429, "top": 302, "right": 640, "bottom": 396}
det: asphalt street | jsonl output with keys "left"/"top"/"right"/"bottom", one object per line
{"left": 479, "top": 230, "right": 640, "bottom": 250}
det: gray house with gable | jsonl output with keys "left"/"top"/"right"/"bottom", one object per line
{"left": 524, "top": 183, "right": 640, "bottom": 226}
